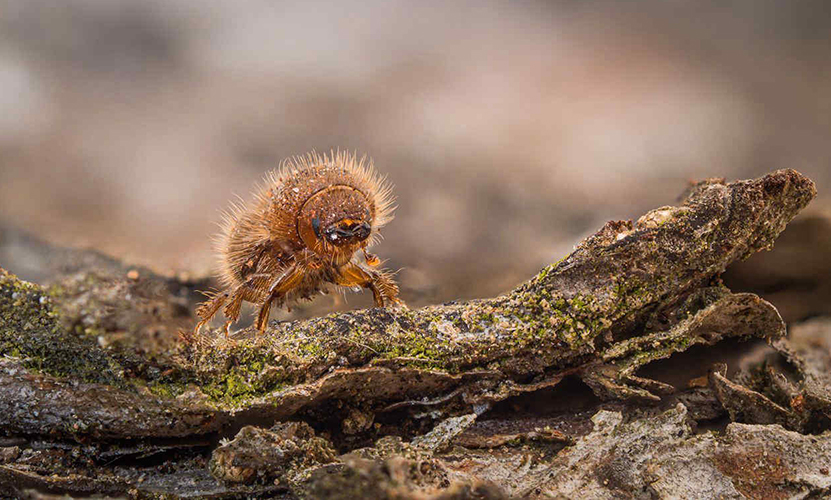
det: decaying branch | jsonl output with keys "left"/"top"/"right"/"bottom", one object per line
{"left": 0, "top": 168, "right": 824, "bottom": 498}
{"left": 179, "top": 169, "right": 814, "bottom": 413}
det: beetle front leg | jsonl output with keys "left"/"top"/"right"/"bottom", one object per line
{"left": 334, "top": 262, "right": 403, "bottom": 308}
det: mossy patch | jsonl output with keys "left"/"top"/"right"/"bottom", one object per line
{"left": 0, "top": 270, "right": 125, "bottom": 387}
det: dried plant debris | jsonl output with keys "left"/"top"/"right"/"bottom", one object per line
{"left": 523, "top": 404, "right": 831, "bottom": 500}
{"left": 690, "top": 317, "right": 831, "bottom": 434}
{"left": 787, "top": 319, "right": 831, "bottom": 407}
{"left": 297, "top": 405, "right": 831, "bottom": 499}
{"left": 411, "top": 414, "right": 478, "bottom": 453}
{"left": 209, "top": 421, "right": 337, "bottom": 485}
{"left": 1, "top": 168, "right": 829, "bottom": 498}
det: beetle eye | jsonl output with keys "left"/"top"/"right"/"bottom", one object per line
{"left": 312, "top": 217, "right": 321, "bottom": 238}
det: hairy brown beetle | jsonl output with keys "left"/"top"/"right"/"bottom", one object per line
{"left": 194, "top": 151, "right": 402, "bottom": 336}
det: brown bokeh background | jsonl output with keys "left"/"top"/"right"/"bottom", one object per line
{"left": 1, "top": 1, "right": 830, "bottom": 317}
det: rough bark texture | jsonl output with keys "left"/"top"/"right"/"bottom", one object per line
{"left": 1, "top": 169, "right": 830, "bottom": 498}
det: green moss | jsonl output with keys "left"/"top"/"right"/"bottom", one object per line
{"left": 532, "top": 254, "right": 568, "bottom": 285}
{"left": 186, "top": 337, "right": 298, "bottom": 406}
{"left": 204, "top": 371, "right": 257, "bottom": 405}
{"left": 384, "top": 330, "right": 443, "bottom": 363}
{"left": 0, "top": 270, "right": 125, "bottom": 387}
{"left": 146, "top": 379, "right": 191, "bottom": 400}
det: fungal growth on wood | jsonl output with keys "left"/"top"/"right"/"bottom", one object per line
{"left": 1, "top": 168, "right": 829, "bottom": 498}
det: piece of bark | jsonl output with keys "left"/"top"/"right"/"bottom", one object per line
{"left": 180, "top": 169, "right": 813, "bottom": 416}
{"left": 0, "top": 358, "right": 224, "bottom": 440}
{"left": 0, "top": 169, "right": 816, "bottom": 437}
{"left": 209, "top": 421, "right": 337, "bottom": 485}
{"left": 0, "top": 168, "right": 823, "bottom": 498}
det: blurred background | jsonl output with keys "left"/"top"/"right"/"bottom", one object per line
{"left": 1, "top": 0, "right": 830, "bottom": 319}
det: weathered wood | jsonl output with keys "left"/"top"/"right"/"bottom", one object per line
{"left": 0, "top": 169, "right": 824, "bottom": 498}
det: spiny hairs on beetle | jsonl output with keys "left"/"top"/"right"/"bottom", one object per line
{"left": 194, "top": 150, "right": 403, "bottom": 337}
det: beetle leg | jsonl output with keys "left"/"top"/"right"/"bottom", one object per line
{"left": 255, "top": 299, "right": 273, "bottom": 333}
{"left": 195, "top": 273, "right": 271, "bottom": 336}
{"left": 254, "top": 265, "right": 307, "bottom": 334}
{"left": 194, "top": 291, "right": 228, "bottom": 335}
{"left": 333, "top": 262, "right": 402, "bottom": 308}
{"left": 362, "top": 248, "right": 381, "bottom": 267}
